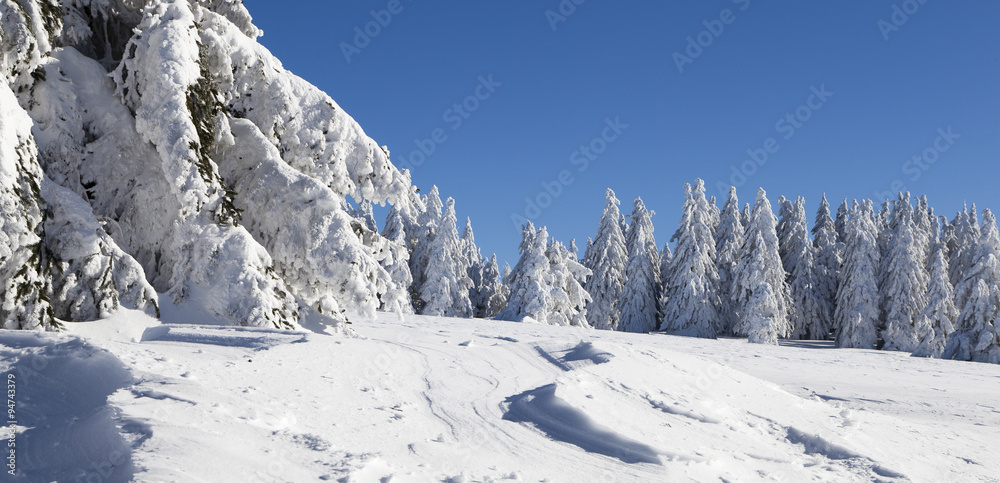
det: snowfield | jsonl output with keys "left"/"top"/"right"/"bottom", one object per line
{"left": 3, "top": 309, "right": 999, "bottom": 483}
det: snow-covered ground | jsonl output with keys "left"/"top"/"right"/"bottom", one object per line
{"left": 3, "top": 310, "right": 999, "bottom": 482}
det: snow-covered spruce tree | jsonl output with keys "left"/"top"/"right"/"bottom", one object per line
{"left": 420, "top": 198, "right": 473, "bottom": 317}
{"left": 880, "top": 193, "right": 929, "bottom": 352}
{"left": 943, "top": 209, "right": 1000, "bottom": 363}
{"left": 708, "top": 195, "right": 721, "bottom": 231}
{"left": 912, "top": 245, "right": 957, "bottom": 358}
{"left": 409, "top": 185, "right": 443, "bottom": 310}
{"left": 545, "top": 239, "right": 592, "bottom": 328}
{"left": 582, "top": 237, "right": 595, "bottom": 271}
{"left": 619, "top": 197, "right": 659, "bottom": 333}
{"left": 731, "top": 188, "right": 791, "bottom": 344}
{"left": 656, "top": 242, "right": 673, "bottom": 327}
{"left": 498, "top": 222, "right": 549, "bottom": 323}
{"left": 949, "top": 205, "right": 980, "bottom": 299}
{"left": 584, "top": 188, "right": 628, "bottom": 330}
{"left": 915, "top": 195, "right": 935, "bottom": 266}
{"left": 461, "top": 217, "right": 487, "bottom": 316}
{"left": 377, "top": 207, "right": 413, "bottom": 315}
{"left": 835, "top": 201, "right": 881, "bottom": 349}
{"left": 784, "top": 197, "right": 831, "bottom": 340}
{"left": 740, "top": 202, "right": 751, "bottom": 229}
{"left": 661, "top": 180, "right": 720, "bottom": 338}
{"left": 478, "top": 254, "right": 507, "bottom": 318}
{"left": 835, "top": 198, "right": 850, "bottom": 245}
{"left": 715, "top": 186, "right": 744, "bottom": 335}
{"left": 776, "top": 195, "right": 794, "bottom": 273}
{"left": 812, "top": 194, "right": 841, "bottom": 326}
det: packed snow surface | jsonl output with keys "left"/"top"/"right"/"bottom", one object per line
{"left": 4, "top": 309, "right": 1000, "bottom": 482}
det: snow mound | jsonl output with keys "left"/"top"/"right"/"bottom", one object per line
{"left": 502, "top": 383, "right": 662, "bottom": 465}
{"left": 0, "top": 332, "right": 135, "bottom": 482}
{"left": 140, "top": 324, "right": 309, "bottom": 350}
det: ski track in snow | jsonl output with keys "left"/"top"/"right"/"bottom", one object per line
{"left": 3, "top": 309, "right": 997, "bottom": 482}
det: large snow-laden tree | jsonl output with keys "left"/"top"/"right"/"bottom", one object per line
{"left": 943, "top": 209, "right": 1000, "bottom": 364}
{"left": 835, "top": 201, "right": 881, "bottom": 349}
{"left": 714, "top": 186, "right": 744, "bottom": 335}
{"left": 2, "top": 0, "right": 419, "bottom": 329}
{"left": 783, "top": 197, "right": 831, "bottom": 340}
{"left": 619, "top": 197, "right": 659, "bottom": 333}
{"left": 912, "top": 244, "right": 958, "bottom": 358}
{"left": 731, "top": 188, "right": 791, "bottom": 345}
{"left": 811, "top": 194, "right": 841, "bottom": 327}
{"left": 880, "top": 194, "right": 929, "bottom": 352}
{"left": 584, "top": 188, "right": 627, "bottom": 330}
{"left": 661, "top": 179, "right": 720, "bottom": 338}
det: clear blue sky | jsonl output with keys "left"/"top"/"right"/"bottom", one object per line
{"left": 243, "top": 0, "right": 999, "bottom": 268}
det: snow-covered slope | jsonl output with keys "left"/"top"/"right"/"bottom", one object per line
{"left": 5, "top": 311, "right": 997, "bottom": 482}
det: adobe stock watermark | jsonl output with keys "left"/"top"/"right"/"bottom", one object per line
{"left": 510, "top": 117, "right": 628, "bottom": 230}
{"left": 339, "top": 0, "right": 413, "bottom": 63}
{"left": 874, "top": 126, "right": 959, "bottom": 200}
{"left": 672, "top": 0, "right": 752, "bottom": 73}
{"left": 396, "top": 75, "right": 502, "bottom": 173}
{"left": 5, "top": 373, "right": 14, "bottom": 478}
{"left": 545, "top": 0, "right": 587, "bottom": 31}
{"left": 715, "top": 84, "right": 834, "bottom": 197}
{"left": 877, "top": 0, "right": 929, "bottom": 41}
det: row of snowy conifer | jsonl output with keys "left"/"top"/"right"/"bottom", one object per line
{"left": 384, "top": 180, "right": 999, "bottom": 364}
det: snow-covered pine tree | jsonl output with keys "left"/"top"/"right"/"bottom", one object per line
{"left": 582, "top": 237, "right": 595, "bottom": 271}
{"left": 708, "top": 195, "right": 721, "bottom": 231}
{"left": 949, "top": 205, "right": 981, "bottom": 302}
{"left": 740, "top": 202, "right": 751, "bottom": 229}
{"left": 420, "top": 198, "right": 473, "bottom": 317}
{"left": 776, "top": 195, "right": 795, "bottom": 273}
{"left": 835, "top": 198, "right": 850, "bottom": 245}
{"left": 731, "top": 188, "right": 792, "bottom": 344}
{"left": 620, "top": 197, "right": 659, "bottom": 333}
{"left": 378, "top": 206, "right": 414, "bottom": 315}
{"left": 661, "top": 180, "right": 720, "bottom": 338}
{"left": 715, "top": 186, "right": 744, "bottom": 335}
{"left": 498, "top": 222, "right": 548, "bottom": 323}
{"left": 657, "top": 242, "right": 673, "bottom": 327}
{"left": 410, "top": 185, "right": 443, "bottom": 310}
{"left": 912, "top": 244, "right": 957, "bottom": 358}
{"left": 461, "top": 217, "right": 486, "bottom": 314}
{"left": 880, "top": 193, "right": 929, "bottom": 352}
{"left": 477, "top": 254, "right": 507, "bottom": 318}
{"left": 545, "top": 239, "right": 592, "bottom": 328}
{"left": 584, "top": 188, "right": 628, "bottom": 330}
{"left": 812, "top": 193, "right": 841, "bottom": 328}
{"left": 943, "top": 209, "right": 1000, "bottom": 363}
{"left": 835, "top": 200, "right": 881, "bottom": 349}
{"left": 784, "top": 197, "right": 831, "bottom": 339}
{"left": 915, "top": 195, "right": 934, "bottom": 266}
